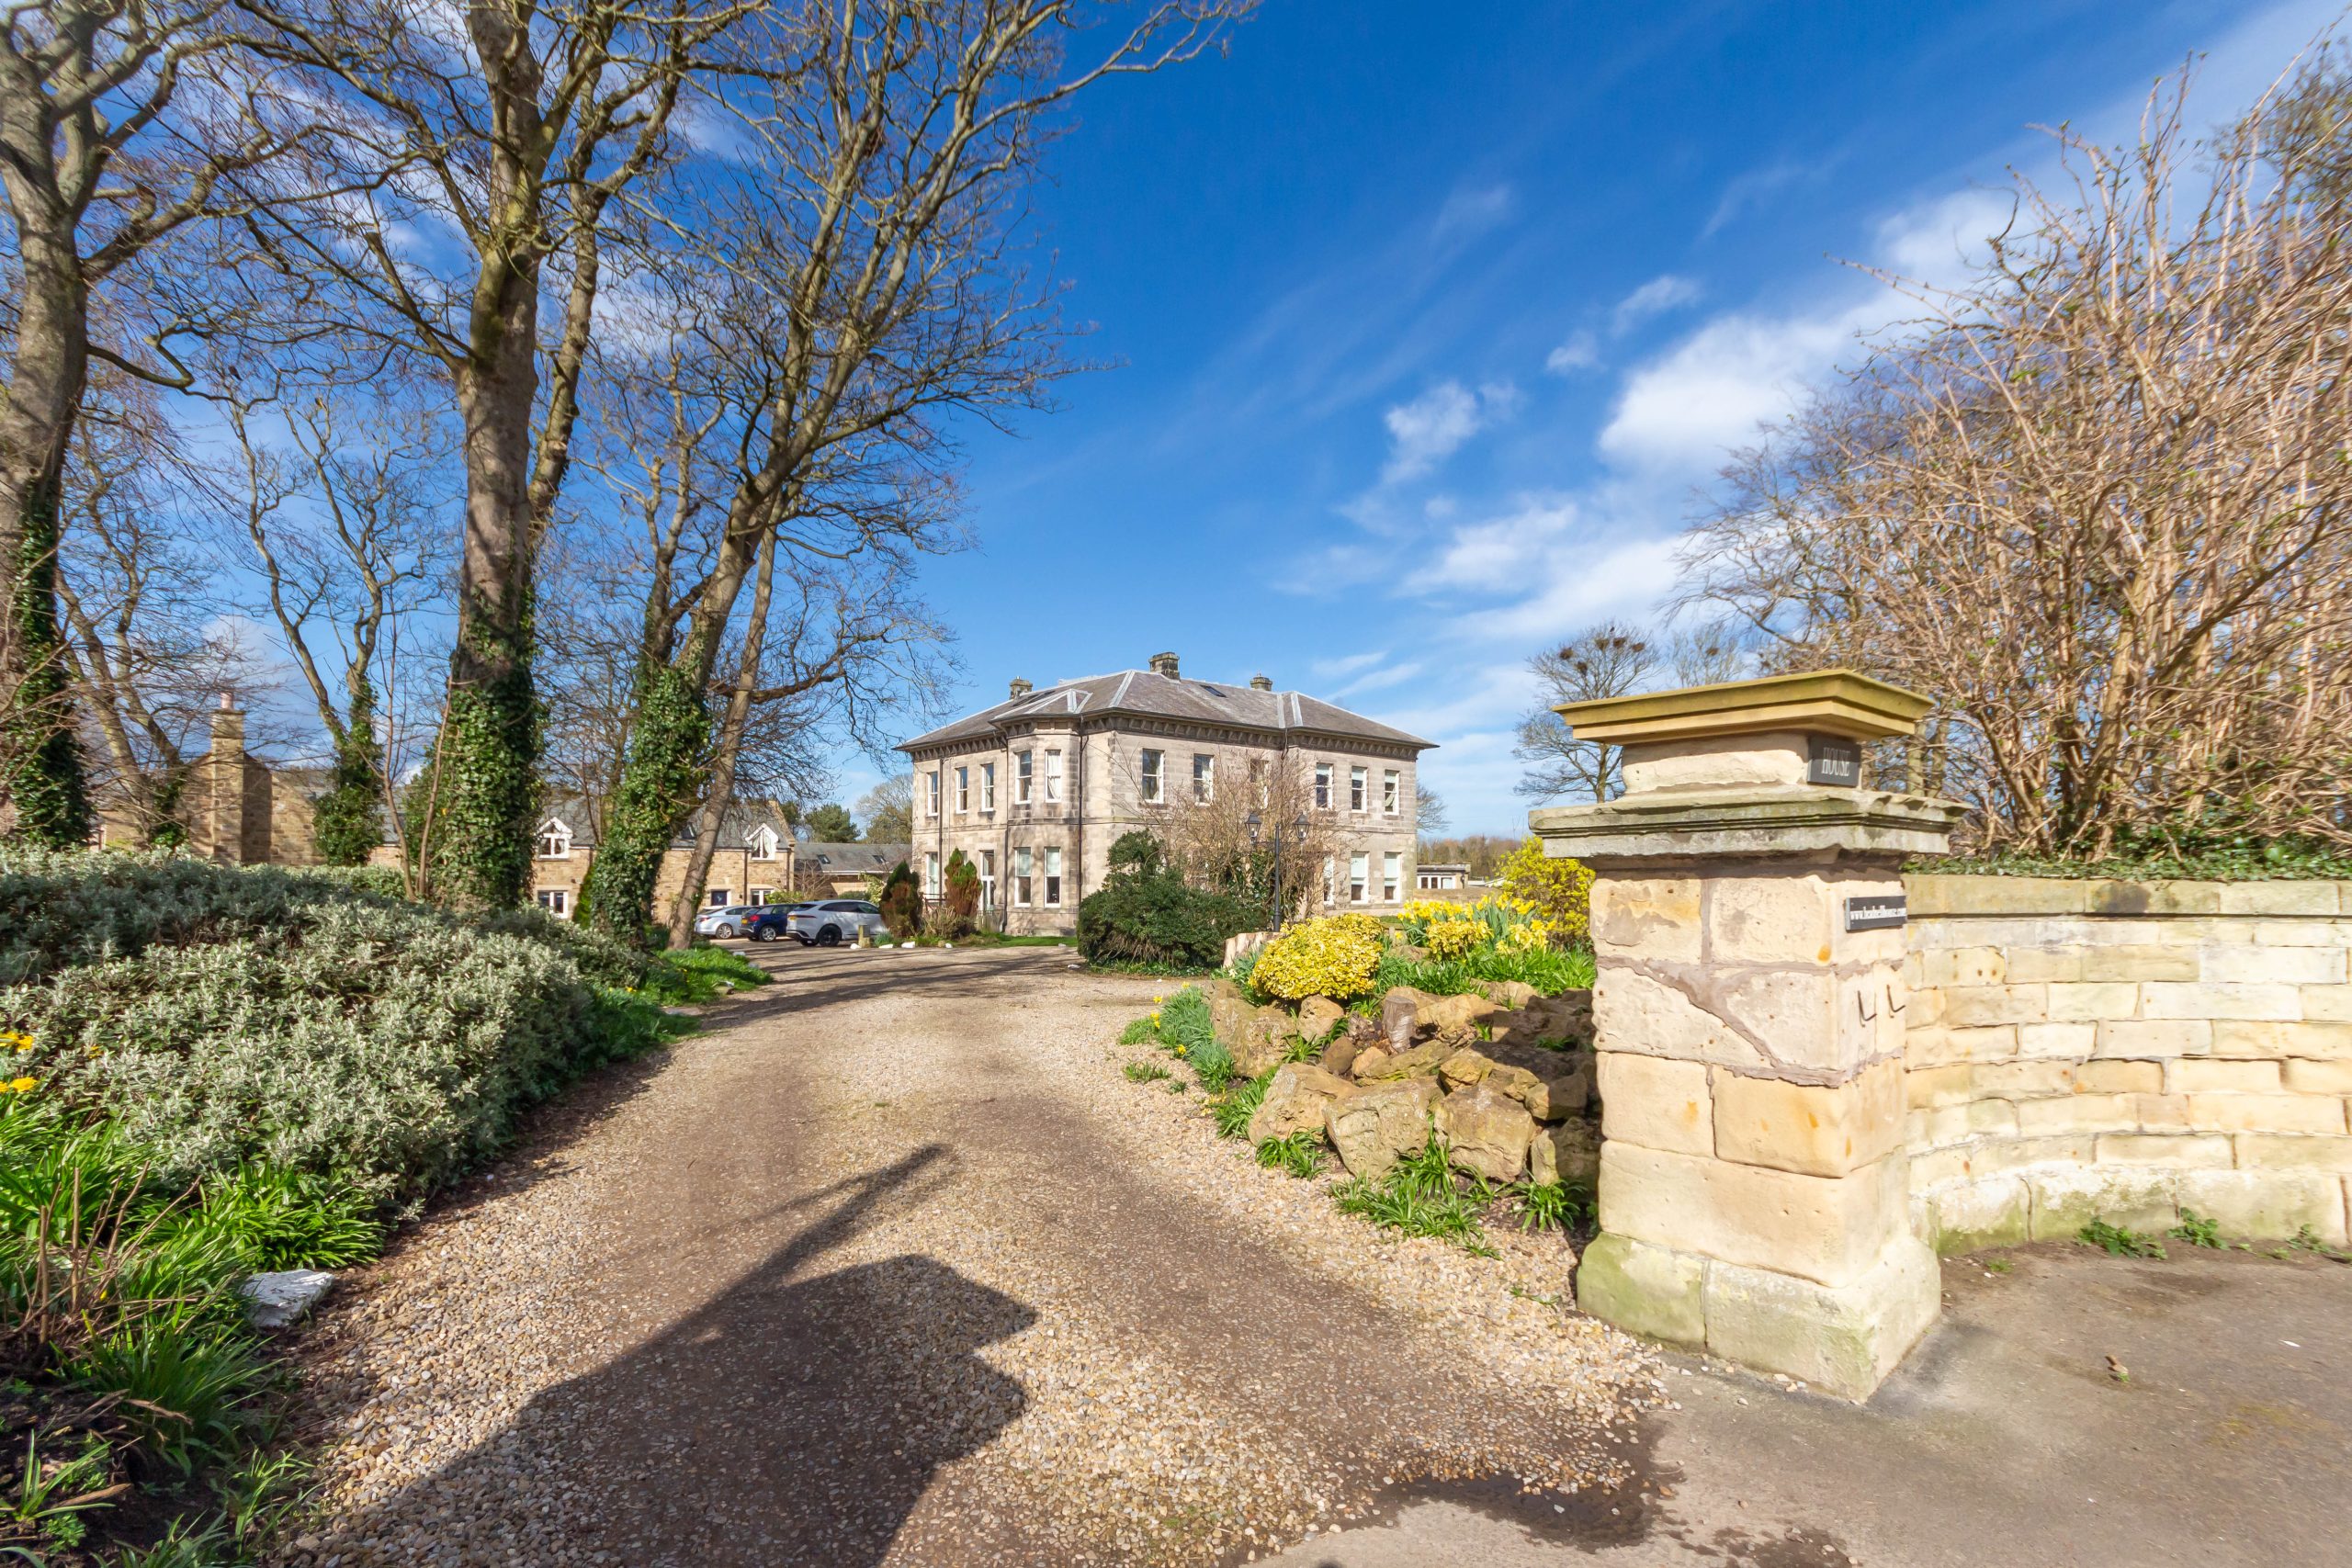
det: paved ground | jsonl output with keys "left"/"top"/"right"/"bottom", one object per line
{"left": 1269, "top": 1244, "right": 2352, "bottom": 1567}
{"left": 287, "top": 946, "right": 2352, "bottom": 1568}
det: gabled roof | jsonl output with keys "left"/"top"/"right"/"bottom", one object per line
{"left": 537, "top": 794, "right": 793, "bottom": 852}
{"left": 799, "top": 841, "right": 909, "bottom": 875}
{"left": 898, "top": 669, "right": 1433, "bottom": 753}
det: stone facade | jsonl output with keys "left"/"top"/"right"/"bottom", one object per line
{"left": 1902, "top": 874, "right": 2352, "bottom": 1251}
{"left": 899, "top": 654, "right": 1432, "bottom": 936}
{"left": 526, "top": 796, "right": 796, "bottom": 920}
{"left": 95, "top": 702, "right": 326, "bottom": 865}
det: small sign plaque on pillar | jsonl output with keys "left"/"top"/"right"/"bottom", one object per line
{"left": 1806, "top": 734, "right": 1860, "bottom": 787}
{"left": 1844, "top": 893, "right": 1907, "bottom": 931}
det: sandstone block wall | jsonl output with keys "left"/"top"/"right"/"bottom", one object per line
{"left": 1901, "top": 874, "right": 2352, "bottom": 1250}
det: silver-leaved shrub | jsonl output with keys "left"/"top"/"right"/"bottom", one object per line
{"left": 0, "top": 849, "right": 663, "bottom": 1207}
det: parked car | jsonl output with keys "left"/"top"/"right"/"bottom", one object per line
{"left": 783, "top": 899, "right": 890, "bottom": 947}
{"left": 693, "top": 904, "right": 766, "bottom": 940}
{"left": 743, "top": 903, "right": 809, "bottom": 942}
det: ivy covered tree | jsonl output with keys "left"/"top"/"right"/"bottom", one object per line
{"left": 311, "top": 677, "right": 384, "bottom": 866}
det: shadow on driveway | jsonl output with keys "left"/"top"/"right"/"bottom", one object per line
{"left": 316, "top": 1145, "right": 1036, "bottom": 1568}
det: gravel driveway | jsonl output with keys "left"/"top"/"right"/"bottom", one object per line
{"left": 283, "top": 946, "right": 1662, "bottom": 1567}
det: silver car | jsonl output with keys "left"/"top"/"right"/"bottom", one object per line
{"left": 693, "top": 904, "right": 765, "bottom": 940}
{"left": 784, "top": 899, "right": 890, "bottom": 946}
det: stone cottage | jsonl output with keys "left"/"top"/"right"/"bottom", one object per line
{"left": 525, "top": 795, "right": 797, "bottom": 919}
{"left": 897, "top": 652, "right": 1434, "bottom": 936}
{"left": 93, "top": 697, "right": 327, "bottom": 864}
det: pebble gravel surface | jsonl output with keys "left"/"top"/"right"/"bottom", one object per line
{"left": 280, "top": 946, "right": 1665, "bottom": 1568}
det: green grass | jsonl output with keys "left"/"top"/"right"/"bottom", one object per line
{"left": 1211, "top": 1071, "right": 1273, "bottom": 1139}
{"left": 1516, "top": 1179, "right": 1594, "bottom": 1233}
{"left": 2078, "top": 1217, "right": 2167, "bottom": 1259}
{"left": 646, "top": 943, "right": 770, "bottom": 1003}
{"left": 1123, "top": 1061, "right": 1171, "bottom": 1084}
{"left": 1254, "top": 1132, "right": 1326, "bottom": 1179}
{"left": 1334, "top": 1136, "right": 1496, "bottom": 1257}
{"left": 1118, "top": 1014, "right": 1159, "bottom": 1046}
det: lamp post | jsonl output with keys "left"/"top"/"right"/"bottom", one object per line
{"left": 1247, "top": 809, "right": 1315, "bottom": 931}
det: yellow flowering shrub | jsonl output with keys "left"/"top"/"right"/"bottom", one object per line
{"left": 1421, "top": 915, "right": 1485, "bottom": 961}
{"left": 1251, "top": 914, "right": 1385, "bottom": 1001}
{"left": 1494, "top": 837, "right": 1594, "bottom": 945}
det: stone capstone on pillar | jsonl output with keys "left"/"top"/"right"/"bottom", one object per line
{"left": 1532, "top": 669, "right": 1963, "bottom": 1400}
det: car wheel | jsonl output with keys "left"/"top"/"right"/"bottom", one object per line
{"left": 818, "top": 925, "right": 842, "bottom": 947}
{"left": 716, "top": 923, "right": 737, "bottom": 939}
{"left": 752, "top": 925, "right": 775, "bottom": 943}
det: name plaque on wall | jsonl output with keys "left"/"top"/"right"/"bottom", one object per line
{"left": 1806, "top": 734, "right": 1860, "bottom": 787}
{"left": 1844, "top": 894, "right": 1907, "bottom": 931}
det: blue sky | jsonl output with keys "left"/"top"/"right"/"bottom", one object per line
{"left": 827, "top": 0, "right": 2343, "bottom": 835}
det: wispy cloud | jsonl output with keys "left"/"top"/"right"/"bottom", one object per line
{"left": 1702, "top": 156, "right": 1822, "bottom": 239}
{"left": 1379, "top": 379, "right": 1518, "bottom": 483}
{"left": 1311, "top": 649, "right": 1388, "bottom": 679}
{"left": 1544, "top": 330, "right": 1600, "bottom": 375}
{"left": 1431, "top": 181, "right": 1516, "bottom": 241}
{"left": 1611, "top": 273, "right": 1703, "bottom": 332}
{"left": 1599, "top": 188, "right": 2015, "bottom": 471}
{"left": 1330, "top": 660, "right": 1425, "bottom": 699}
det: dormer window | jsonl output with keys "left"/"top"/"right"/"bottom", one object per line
{"left": 750, "top": 826, "right": 778, "bottom": 862}
{"left": 536, "top": 818, "right": 573, "bottom": 860}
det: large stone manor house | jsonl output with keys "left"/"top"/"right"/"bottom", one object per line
{"left": 897, "top": 651, "right": 1435, "bottom": 935}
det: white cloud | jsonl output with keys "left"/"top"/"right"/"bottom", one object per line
{"left": 1597, "top": 187, "right": 2021, "bottom": 471}
{"left": 1544, "top": 330, "right": 1600, "bottom": 375}
{"left": 1432, "top": 182, "right": 1516, "bottom": 241}
{"left": 1379, "top": 379, "right": 1518, "bottom": 483}
{"left": 1611, "top": 274, "right": 1703, "bottom": 333}
{"left": 1421, "top": 493, "right": 1578, "bottom": 592}
{"left": 1597, "top": 307, "right": 1858, "bottom": 470}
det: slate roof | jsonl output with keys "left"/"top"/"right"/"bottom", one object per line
{"left": 898, "top": 669, "right": 1433, "bottom": 754}
{"left": 798, "top": 841, "right": 909, "bottom": 876}
{"left": 537, "top": 794, "right": 792, "bottom": 852}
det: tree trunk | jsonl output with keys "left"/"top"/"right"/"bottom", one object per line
{"left": 583, "top": 511, "right": 764, "bottom": 942}
{"left": 662, "top": 535, "right": 778, "bottom": 950}
{"left": 433, "top": 256, "right": 546, "bottom": 909}
{"left": 0, "top": 210, "right": 94, "bottom": 846}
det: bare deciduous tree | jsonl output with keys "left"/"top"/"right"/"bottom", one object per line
{"left": 242, "top": 0, "right": 738, "bottom": 905}
{"left": 0, "top": 0, "right": 314, "bottom": 841}
{"left": 1680, "top": 61, "right": 2352, "bottom": 853}
{"left": 53, "top": 373, "right": 268, "bottom": 842}
{"left": 581, "top": 0, "right": 1249, "bottom": 942}
{"left": 1513, "top": 620, "right": 1657, "bottom": 803}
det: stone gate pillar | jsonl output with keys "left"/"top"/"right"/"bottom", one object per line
{"left": 1531, "top": 671, "right": 1964, "bottom": 1399}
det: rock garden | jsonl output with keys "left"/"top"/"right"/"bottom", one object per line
{"left": 1115, "top": 896, "right": 1603, "bottom": 1263}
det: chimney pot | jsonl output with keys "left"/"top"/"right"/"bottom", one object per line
{"left": 1148, "top": 651, "right": 1180, "bottom": 679}
{"left": 1008, "top": 677, "right": 1034, "bottom": 700}
{"left": 217, "top": 691, "right": 234, "bottom": 711}
{"left": 1249, "top": 674, "right": 1273, "bottom": 692}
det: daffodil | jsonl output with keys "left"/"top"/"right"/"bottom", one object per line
{"left": 6, "top": 1077, "right": 37, "bottom": 1094}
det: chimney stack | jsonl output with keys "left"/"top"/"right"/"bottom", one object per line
{"left": 1008, "top": 677, "right": 1034, "bottom": 700}
{"left": 1148, "top": 651, "right": 1180, "bottom": 679}
{"left": 1249, "top": 674, "right": 1273, "bottom": 692}
{"left": 208, "top": 695, "right": 249, "bottom": 864}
